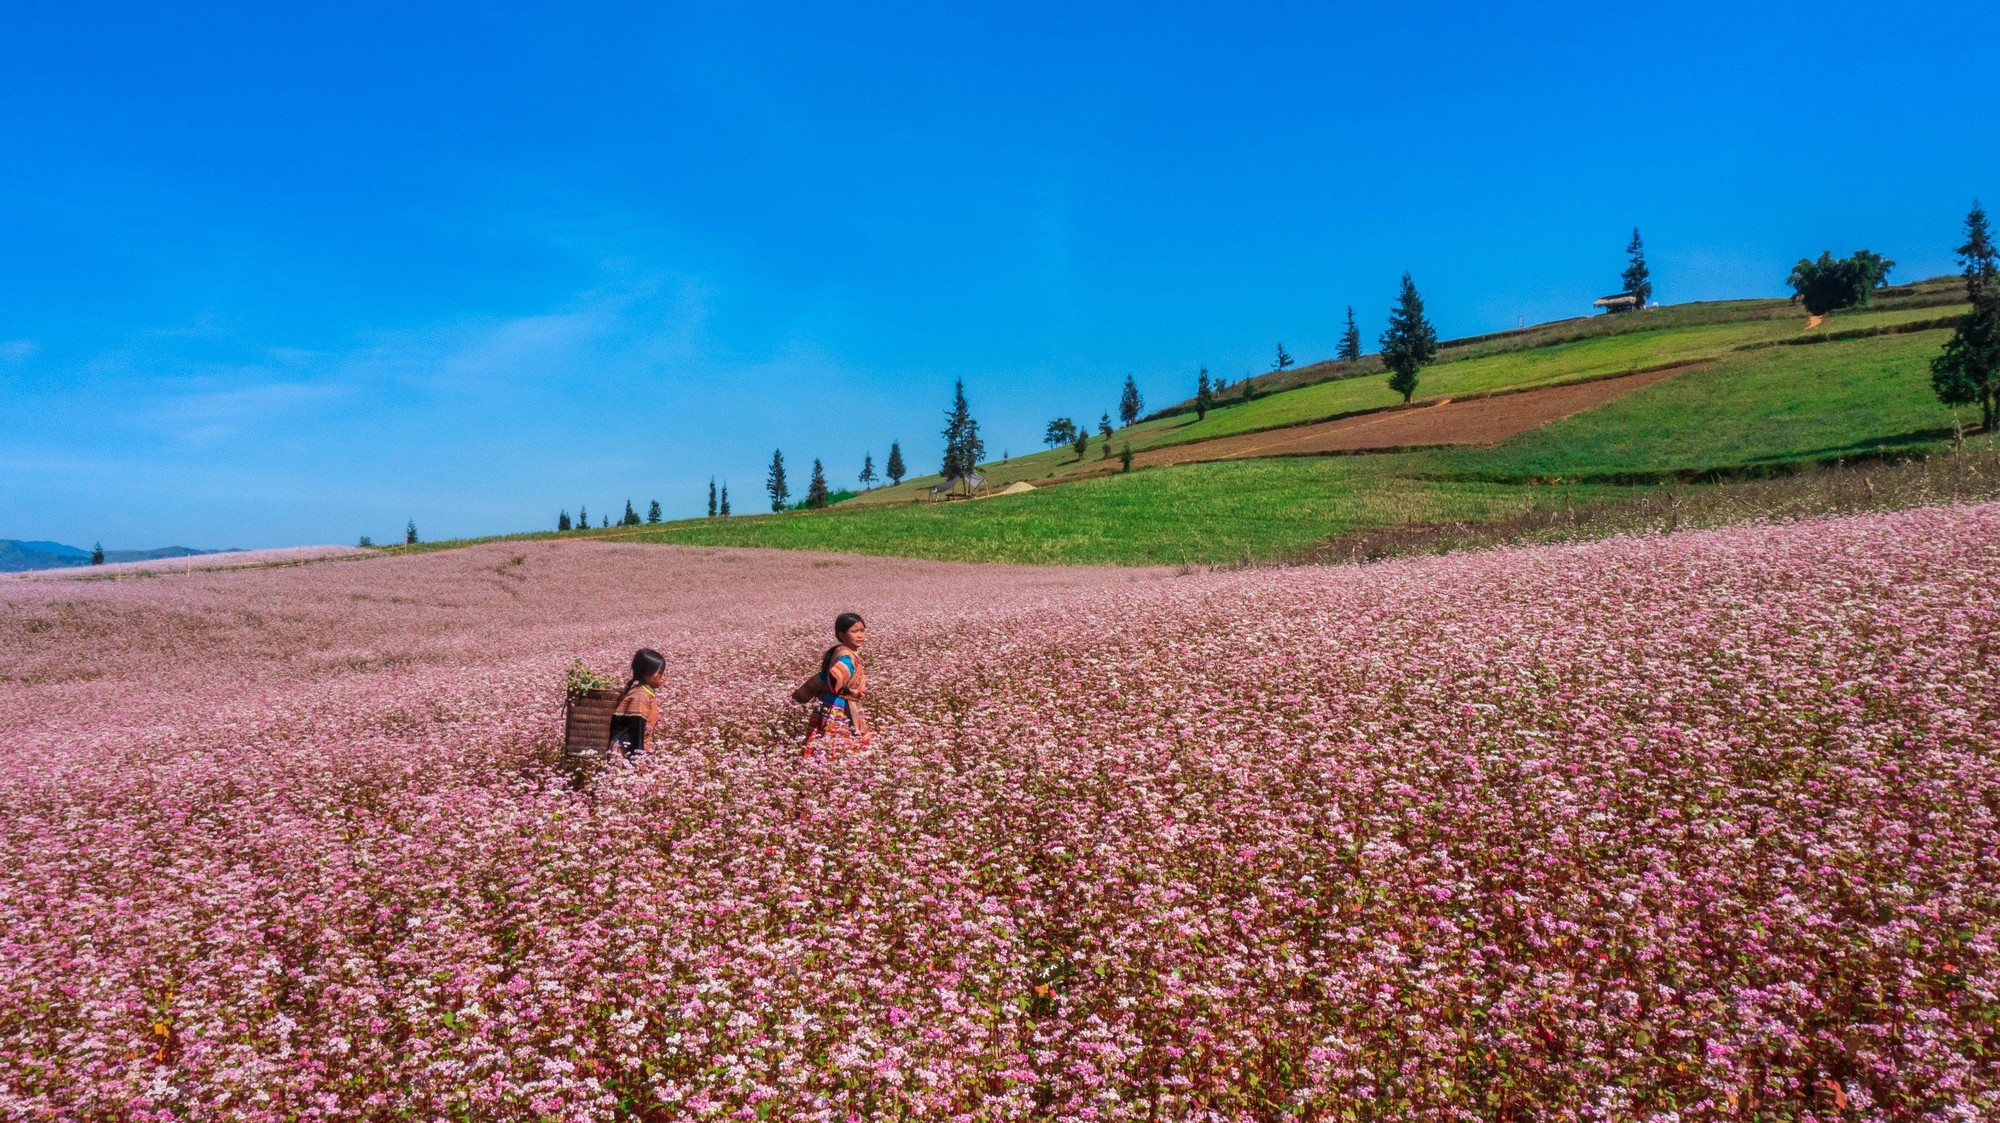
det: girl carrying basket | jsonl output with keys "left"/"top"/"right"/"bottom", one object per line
{"left": 608, "top": 648, "right": 666, "bottom": 760}
{"left": 792, "top": 613, "right": 870, "bottom": 751}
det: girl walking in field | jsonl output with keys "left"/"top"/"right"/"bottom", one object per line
{"left": 794, "top": 612, "right": 870, "bottom": 751}
{"left": 609, "top": 648, "right": 666, "bottom": 760}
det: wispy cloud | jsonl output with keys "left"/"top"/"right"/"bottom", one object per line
{"left": 145, "top": 380, "right": 347, "bottom": 445}
{"left": 0, "top": 339, "right": 36, "bottom": 362}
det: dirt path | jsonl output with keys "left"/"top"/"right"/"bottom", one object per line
{"left": 1127, "top": 363, "right": 1704, "bottom": 469}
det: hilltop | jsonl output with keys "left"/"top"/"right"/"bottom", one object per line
{"left": 587, "top": 276, "right": 1988, "bottom": 564}
{"left": 366, "top": 276, "right": 1988, "bottom": 568}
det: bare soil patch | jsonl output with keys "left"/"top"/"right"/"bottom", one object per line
{"left": 1129, "top": 364, "right": 1703, "bottom": 469}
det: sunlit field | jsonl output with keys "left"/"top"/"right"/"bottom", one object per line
{"left": 4, "top": 506, "right": 1996, "bottom": 1118}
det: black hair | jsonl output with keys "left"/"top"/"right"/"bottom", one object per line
{"left": 627, "top": 648, "right": 666, "bottom": 689}
{"left": 821, "top": 613, "right": 865, "bottom": 678}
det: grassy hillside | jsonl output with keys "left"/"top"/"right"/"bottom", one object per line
{"left": 622, "top": 457, "right": 1623, "bottom": 566}
{"left": 422, "top": 282, "right": 1976, "bottom": 567}
{"left": 1435, "top": 329, "right": 1963, "bottom": 480}
{"left": 613, "top": 307, "right": 1971, "bottom": 565}
{"left": 840, "top": 295, "right": 1962, "bottom": 507}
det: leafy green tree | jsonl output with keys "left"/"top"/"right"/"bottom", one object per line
{"left": 1099, "top": 413, "right": 1113, "bottom": 458}
{"left": 405, "top": 520, "right": 419, "bottom": 545}
{"left": 1379, "top": 272, "right": 1438, "bottom": 404}
{"left": 767, "top": 449, "right": 789, "bottom": 512}
{"left": 708, "top": 479, "right": 718, "bottom": 517}
{"left": 1043, "top": 417, "right": 1078, "bottom": 447}
{"left": 858, "top": 453, "right": 876, "bottom": 489}
{"left": 719, "top": 484, "right": 730, "bottom": 516}
{"left": 1195, "top": 367, "right": 1212, "bottom": 421}
{"left": 91, "top": 542, "right": 104, "bottom": 565}
{"left": 647, "top": 499, "right": 662, "bottom": 524}
{"left": 1119, "top": 375, "right": 1143, "bottom": 427}
{"left": 1621, "top": 228, "right": 1653, "bottom": 309}
{"left": 1072, "top": 429, "right": 1089, "bottom": 460}
{"left": 1788, "top": 250, "right": 1895, "bottom": 316}
{"left": 1272, "top": 343, "right": 1293, "bottom": 372}
{"left": 1338, "top": 307, "right": 1362, "bottom": 362}
{"left": 557, "top": 511, "right": 571, "bottom": 531}
{"left": 1932, "top": 201, "right": 2000, "bottom": 431}
{"left": 1119, "top": 442, "right": 1133, "bottom": 472}
{"left": 885, "top": 441, "right": 906, "bottom": 485}
{"left": 359, "top": 534, "right": 376, "bottom": 547}
{"left": 940, "top": 380, "right": 984, "bottom": 478}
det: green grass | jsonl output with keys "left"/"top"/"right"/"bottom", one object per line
{"left": 398, "top": 287, "right": 1978, "bottom": 568}
{"left": 839, "top": 299, "right": 1962, "bottom": 507}
{"left": 640, "top": 324, "right": 1970, "bottom": 565}
{"left": 1434, "top": 329, "right": 1964, "bottom": 480}
{"left": 624, "top": 458, "right": 1628, "bottom": 566}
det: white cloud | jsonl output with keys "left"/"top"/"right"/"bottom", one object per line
{"left": 147, "top": 381, "right": 347, "bottom": 444}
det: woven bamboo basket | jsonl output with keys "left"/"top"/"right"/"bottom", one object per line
{"left": 562, "top": 687, "right": 621, "bottom": 771}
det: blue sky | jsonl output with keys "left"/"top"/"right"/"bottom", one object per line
{"left": 2, "top": 1, "right": 1995, "bottom": 548}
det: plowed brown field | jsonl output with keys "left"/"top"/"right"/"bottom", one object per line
{"left": 1129, "top": 363, "right": 1702, "bottom": 469}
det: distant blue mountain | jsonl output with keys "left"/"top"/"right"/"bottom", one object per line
{"left": 0, "top": 540, "right": 226, "bottom": 572}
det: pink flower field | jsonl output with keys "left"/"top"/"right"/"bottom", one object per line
{"left": 2, "top": 508, "right": 1997, "bottom": 1120}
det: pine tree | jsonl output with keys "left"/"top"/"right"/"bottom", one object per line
{"left": 805, "top": 459, "right": 830, "bottom": 508}
{"left": 859, "top": 453, "right": 876, "bottom": 489}
{"left": 1338, "top": 306, "right": 1362, "bottom": 362}
{"left": 1932, "top": 200, "right": 2000, "bottom": 431}
{"left": 1119, "top": 375, "right": 1143, "bottom": 427}
{"left": 940, "top": 380, "right": 984, "bottom": 479}
{"left": 1072, "top": 429, "right": 1089, "bottom": 460}
{"left": 602, "top": 515, "right": 609, "bottom": 528}
{"left": 708, "top": 479, "right": 718, "bottom": 518}
{"left": 1099, "top": 413, "right": 1113, "bottom": 458}
{"left": 767, "top": 449, "right": 789, "bottom": 512}
{"left": 720, "top": 484, "right": 731, "bottom": 516}
{"left": 405, "top": 520, "right": 419, "bottom": 545}
{"left": 1195, "top": 367, "right": 1212, "bottom": 421}
{"left": 91, "top": 542, "right": 104, "bottom": 565}
{"left": 1622, "top": 228, "right": 1653, "bottom": 309}
{"left": 558, "top": 510, "right": 571, "bottom": 531}
{"left": 1119, "top": 443, "right": 1133, "bottom": 472}
{"left": 1272, "top": 343, "right": 1293, "bottom": 372}
{"left": 886, "top": 441, "right": 906, "bottom": 485}
{"left": 622, "top": 499, "right": 639, "bottom": 526}
{"left": 578, "top": 505, "right": 587, "bottom": 530}
{"left": 1379, "top": 272, "right": 1438, "bottom": 404}
{"left": 647, "top": 499, "right": 662, "bottom": 524}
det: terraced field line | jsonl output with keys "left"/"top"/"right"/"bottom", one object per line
{"left": 1133, "top": 361, "right": 1706, "bottom": 468}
